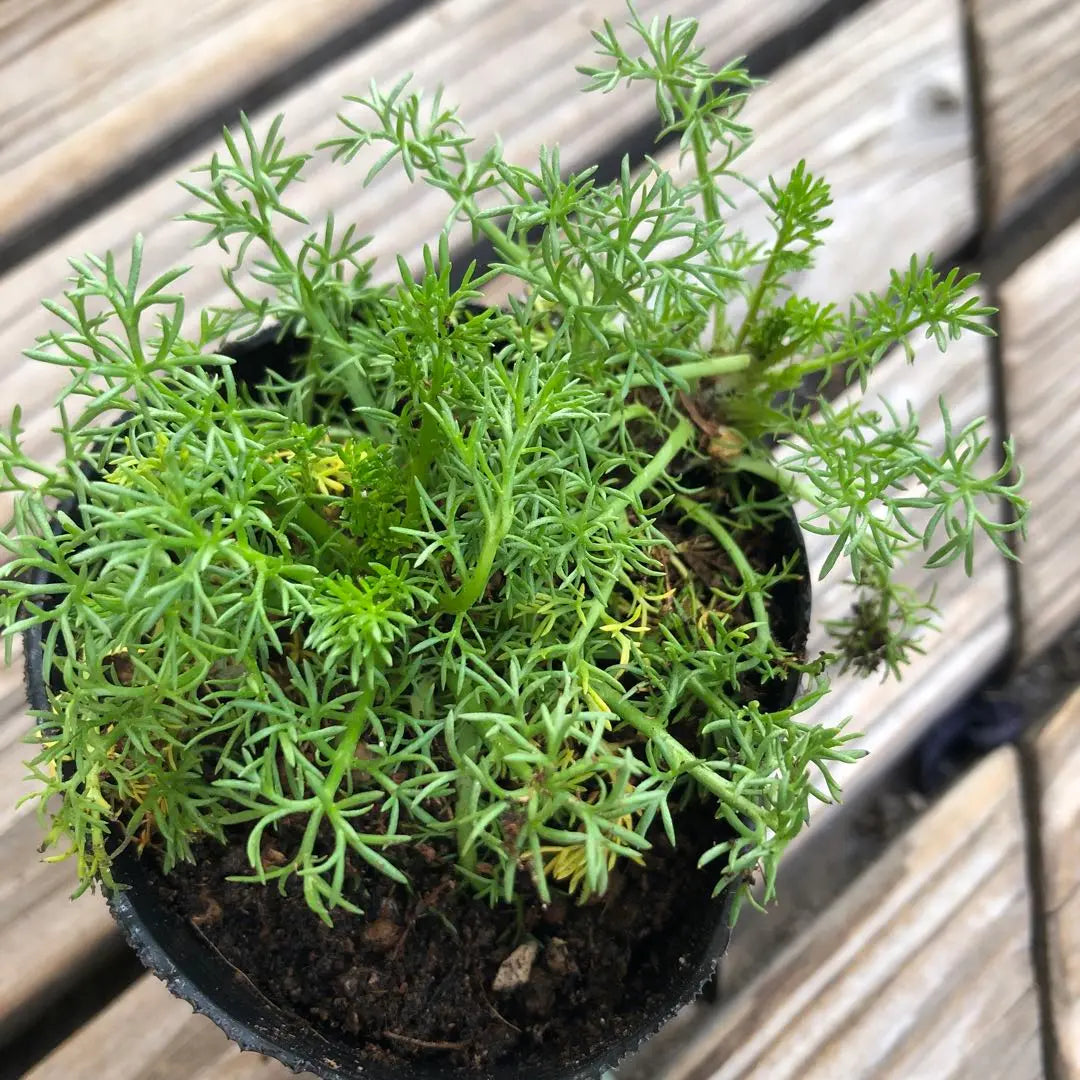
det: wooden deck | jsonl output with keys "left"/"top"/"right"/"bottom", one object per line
{"left": 1, "top": 1, "right": 1079, "bottom": 1077}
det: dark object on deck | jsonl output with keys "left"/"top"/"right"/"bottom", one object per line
{"left": 914, "top": 693, "right": 1024, "bottom": 794}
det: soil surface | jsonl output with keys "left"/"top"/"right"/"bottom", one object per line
{"left": 154, "top": 802, "right": 728, "bottom": 1073}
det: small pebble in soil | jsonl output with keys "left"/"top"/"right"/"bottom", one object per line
{"left": 544, "top": 937, "right": 574, "bottom": 976}
{"left": 492, "top": 940, "right": 540, "bottom": 992}
{"left": 362, "top": 918, "right": 402, "bottom": 952}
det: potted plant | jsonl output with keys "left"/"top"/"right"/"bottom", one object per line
{"left": 0, "top": 7, "right": 1026, "bottom": 1078}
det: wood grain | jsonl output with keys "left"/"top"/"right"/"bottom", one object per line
{"left": 1032, "top": 685, "right": 1080, "bottom": 1076}
{"left": 0, "top": 645, "right": 35, "bottom": 839}
{"left": 663, "top": 748, "right": 1040, "bottom": 1080}
{"left": 0, "top": 0, "right": 100, "bottom": 62}
{"left": 191, "top": 1055, "right": 312, "bottom": 1080}
{"left": 0, "top": 0, "right": 976, "bottom": 519}
{"left": 0, "top": 0, "right": 393, "bottom": 240}
{"left": 1000, "top": 215, "right": 1080, "bottom": 657}
{"left": 721, "top": 0, "right": 975, "bottom": 302}
{"left": 969, "top": 0, "right": 1080, "bottom": 221}
{"left": 0, "top": 814, "right": 121, "bottom": 1045}
{"left": 0, "top": 0, "right": 827, "bottom": 248}
{"left": 22, "top": 973, "right": 305, "bottom": 1080}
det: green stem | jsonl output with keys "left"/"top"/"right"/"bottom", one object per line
{"left": 569, "top": 418, "right": 697, "bottom": 663}
{"left": 606, "top": 417, "right": 695, "bottom": 515}
{"left": 290, "top": 693, "right": 370, "bottom": 908}
{"left": 670, "top": 86, "right": 723, "bottom": 231}
{"left": 674, "top": 495, "right": 774, "bottom": 654}
{"left": 471, "top": 207, "right": 531, "bottom": 267}
{"left": 262, "top": 230, "right": 386, "bottom": 435}
{"left": 782, "top": 320, "right": 942, "bottom": 383}
{"left": 249, "top": 458, "right": 353, "bottom": 573}
{"left": 668, "top": 84, "right": 734, "bottom": 354}
{"left": 733, "top": 249, "right": 779, "bottom": 352}
{"left": 626, "top": 354, "right": 751, "bottom": 389}
{"left": 453, "top": 718, "right": 480, "bottom": 873}
{"left": 441, "top": 471, "right": 515, "bottom": 613}
{"left": 602, "top": 403, "right": 654, "bottom": 431}
{"left": 728, "top": 454, "right": 791, "bottom": 492}
{"left": 442, "top": 524, "right": 503, "bottom": 613}
{"left": 731, "top": 453, "right": 879, "bottom": 577}
{"left": 405, "top": 407, "right": 442, "bottom": 522}
{"left": 323, "top": 699, "right": 371, "bottom": 800}
{"left": 687, "top": 676, "right": 733, "bottom": 722}
{"left": 594, "top": 685, "right": 764, "bottom": 822}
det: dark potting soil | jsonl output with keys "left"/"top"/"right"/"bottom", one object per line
{"left": 153, "top": 801, "right": 728, "bottom": 1072}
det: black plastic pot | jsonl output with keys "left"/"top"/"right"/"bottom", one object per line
{"left": 22, "top": 327, "right": 811, "bottom": 1080}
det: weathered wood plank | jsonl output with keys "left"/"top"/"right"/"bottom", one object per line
{"left": 0, "top": 814, "right": 121, "bottom": 1045}
{"left": 0, "top": 0, "right": 99, "bottom": 59}
{"left": 723, "top": 0, "right": 975, "bottom": 300}
{"left": 192, "top": 1055, "right": 312, "bottom": 1080}
{"left": 0, "top": 0, "right": 972, "bottom": 506}
{"left": 0, "top": 658, "right": 34, "bottom": 838}
{"left": 22, "top": 973, "right": 304, "bottom": 1080}
{"left": 0, "top": 638, "right": 30, "bottom": 724}
{"left": 1032, "top": 685, "right": 1080, "bottom": 1075}
{"left": 1000, "top": 215, "right": 1080, "bottom": 657}
{"left": 0, "top": 749, "right": 30, "bottom": 839}
{"left": 969, "top": 0, "right": 1080, "bottom": 222}
{"left": 0, "top": 0, "right": 394, "bottom": 241}
{"left": 661, "top": 748, "right": 1040, "bottom": 1080}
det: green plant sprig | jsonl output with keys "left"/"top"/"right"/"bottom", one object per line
{"left": 0, "top": 2, "right": 1027, "bottom": 924}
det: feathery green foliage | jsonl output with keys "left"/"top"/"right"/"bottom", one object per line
{"left": 0, "top": 5, "right": 1026, "bottom": 924}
